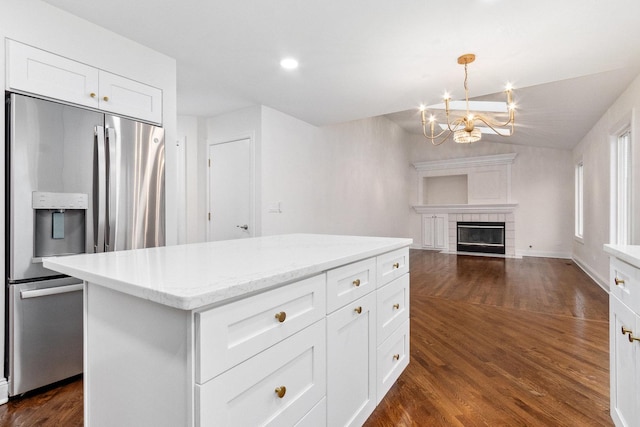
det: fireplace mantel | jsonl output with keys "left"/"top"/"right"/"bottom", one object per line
{"left": 413, "top": 203, "right": 518, "bottom": 214}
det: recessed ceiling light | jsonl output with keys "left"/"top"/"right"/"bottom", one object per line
{"left": 280, "top": 58, "right": 299, "bottom": 70}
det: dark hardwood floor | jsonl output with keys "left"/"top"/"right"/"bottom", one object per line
{"left": 0, "top": 375, "right": 83, "bottom": 426}
{"left": 365, "top": 251, "right": 611, "bottom": 426}
{"left": 0, "top": 251, "right": 611, "bottom": 426}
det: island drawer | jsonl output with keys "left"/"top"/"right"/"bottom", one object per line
{"left": 294, "top": 397, "right": 326, "bottom": 426}
{"left": 196, "top": 274, "right": 326, "bottom": 383}
{"left": 377, "top": 273, "right": 409, "bottom": 344}
{"left": 196, "top": 320, "right": 326, "bottom": 427}
{"left": 377, "top": 248, "right": 409, "bottom": 288}
{"left": 376, "top": 319, "right": 410, "bottom": 404}
{"left": 611, "top": 257, "right": 640, "bottom": 313}
{"left": 326, "top": 257, "right": 376, "bottom": 313}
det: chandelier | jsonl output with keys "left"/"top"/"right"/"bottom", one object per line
{"left": 420, "top": 54, "right": 515, "bottom": 145}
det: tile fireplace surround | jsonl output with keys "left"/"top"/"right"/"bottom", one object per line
{"left": 449, "top": 211, "right": 515, "bottom": 257}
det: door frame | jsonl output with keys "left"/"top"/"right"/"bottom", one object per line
{"left": 206, "top": 133, "right": 256, "bottom": 241}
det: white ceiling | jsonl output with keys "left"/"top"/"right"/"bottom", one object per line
{"left": 42, "top": 0, "right": 640, "bottom": 150}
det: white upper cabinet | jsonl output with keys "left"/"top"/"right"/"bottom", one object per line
{"left": 6, "top": 40, "right": 162, "bottom": 124}
{"left": 97, "top": 71, "right": 162, "bottom": 123}
{"left": 7, "top": 40, "right": 99, "bottom": 109}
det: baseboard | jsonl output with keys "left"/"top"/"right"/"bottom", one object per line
{"left": 572, "top": 255, "right": 609, "bottom": 293}
{"left": 0, "top": 378, "right": 9, "bottom": 405}
{"left": 516, "top": 249, "right": 572, "bottom": 259}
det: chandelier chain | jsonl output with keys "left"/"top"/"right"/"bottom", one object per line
{"left": 464, "top": 62, "right": 470, "bottom": 113}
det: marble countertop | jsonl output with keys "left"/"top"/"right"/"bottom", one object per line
{"left": 604, "top": 244, "right": 640, "bottom": 269}
{"left": 43, "top": 234, "right": 412, "bottom": 310}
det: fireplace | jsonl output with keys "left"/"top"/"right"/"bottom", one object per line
{"left": 457, "top": 222, "right": 506, "bottom": 255}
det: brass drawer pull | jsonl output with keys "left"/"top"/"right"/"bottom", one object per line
{"left": 275, "top": 386, "right": 286, "bottom": 398}
{"left": 393, "top": 303, "right": 400, "bottom": 310}
{"left": 103, "top": 96, "right": 109, "bottom": 102}
{"left": 622, "top": 327, "right": 639, "bottom": 342}
{"left": 354, "top": 306, "right": 362, "bottom": 314}
{"left": 392, "top": 262, "right": 400, "bottom": 269}
{"left": 90, "top": 92, "right": 96, "bottom": 98}
{"left": 393, "top": 354, "right": 400, "bottom": 361}
{"left": 353, "top": 279, "right": 361, "bottom": 287}
{"left": 274, "top": 311, "right": 287, "bottom": 323}
{"left": 615, "top": 277, "right": 625, "bottom": 286}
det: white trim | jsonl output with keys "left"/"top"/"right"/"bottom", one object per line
{"left": 609, "top": 109, "right": 635, "bottom": 244}
{"left": 572, "top": 255, "right": 610, "bottom": 293}
{"left": 413, "top": 203, "right": 518, "bottom": 214}
{"left": 574, "top": 161, "right": 584, "bottom": 239}
{"left": 413, "top": 153, "right": 517, "bottom": 172}
{"left": 0, "top": 378, "right": 8, "bottom": 405}
{"left": 516, "top": 249, "right": 571, "bottom": 259}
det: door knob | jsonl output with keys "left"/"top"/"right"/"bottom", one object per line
{"left": 236, "top": 224, "right": 249, "bottom": 231}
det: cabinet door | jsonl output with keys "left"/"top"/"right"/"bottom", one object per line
{"left": 197, "top": 320, "right": 326, "bottom": 427}
{"left": 422, "top": 215, "right": 435, "bottom": 249}
{"left": 611, "top": 257, "right": 640, "bottom": 314}
{"left": 377, "top": 274, "right": 409, "bottom": 344}
{"left": 433, "top": 214, "right": 448, "bottom": 249}
{"left": 327, "top": 292, "right": 376, "bottom": 427}
{"left": 197, "top": 274, "right": 326, "bottom": 383}
{"left": 422, "top": 214, "right": 448, "bottom": 250}
{"left": 98, "top": 70, "right": 162, "bottom": 124}
{"left": 610, "top": 296, "right": 638, "bottom": 427}
{"left": 377, "top": 319, "right": 410, "bottom": 404}
{"left": 326, "top": 257, "right": 376, "bottom": 313}
{"left": 376, "top": 248, "right": 409, "bottom": 288}
{"left": 7, "top": 40, "right": 99, "bottom": 109}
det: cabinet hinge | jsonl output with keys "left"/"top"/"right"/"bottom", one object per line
{"left": 208, "top": 159, "right": 211, "bottom": 167}
{"left": 208, "top": 212, "right": 211, "bottom": 221}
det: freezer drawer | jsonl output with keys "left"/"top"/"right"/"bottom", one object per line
{"left": 8, "top": 277, "right": 84, "bottom": 396}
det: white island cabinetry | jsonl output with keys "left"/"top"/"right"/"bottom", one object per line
{"left": 604, "top": 245, "right": 640, "bottom": 427}
{"left": 43, "top": 234, "right": 412, "bottom": 427}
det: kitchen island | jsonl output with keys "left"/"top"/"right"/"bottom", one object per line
{"left": 43, "top": 234, "right": 412, "bottom": 426}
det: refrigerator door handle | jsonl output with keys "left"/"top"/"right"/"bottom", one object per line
{"left": 105, "top": 126, "right": 117, "bottom": 252}
{"left": 20, "top": 283, "right": 84, "bottom": 299}
{"left": 93, "top": 125, "right": 106, "bottom": 253}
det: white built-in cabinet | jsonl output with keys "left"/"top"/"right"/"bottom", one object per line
{"left": 609, "top": 256, "right": 640, "bottom": 427}
{"left": 6, "top": 39, "right": 162, "bottom": 124}
{"left": 422, "top": 213, "right": 448, "bottom": 250}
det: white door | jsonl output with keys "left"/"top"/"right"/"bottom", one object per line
{"left": 207, "top": 138, "right": 252, "bottom": 241}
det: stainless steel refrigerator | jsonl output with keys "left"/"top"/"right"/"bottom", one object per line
{"left": 5, "top": 93, "right": 165, "bottom": 396}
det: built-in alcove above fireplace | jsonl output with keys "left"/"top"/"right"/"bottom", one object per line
{"left": 412, "top": 154, "right": 518, "bottom": 258}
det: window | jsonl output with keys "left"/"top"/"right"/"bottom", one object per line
{"left": 575, "top": 162, "right": 584, "bottom": 239}
{"left": 614, "top": 129, "right": 632, "bottom": 244}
